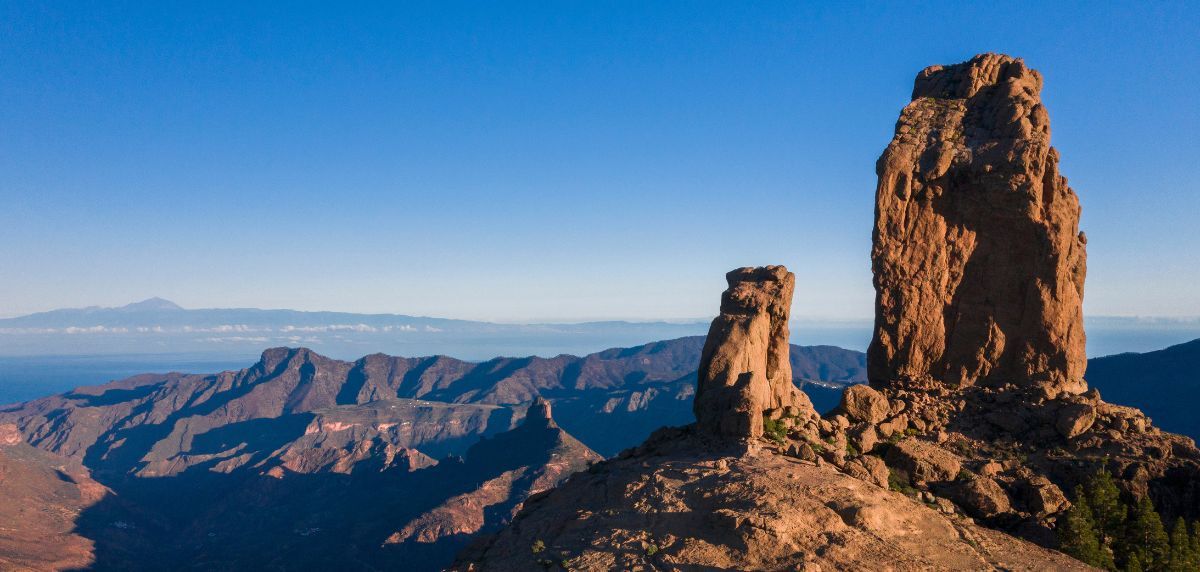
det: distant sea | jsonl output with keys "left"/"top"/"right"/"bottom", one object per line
{"left": 0, "top": 354, "right": 253, "bottom": 407}
{"left": 1, "top": 321, "right": 1197, "bottom": 407}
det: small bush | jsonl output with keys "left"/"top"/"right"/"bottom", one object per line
{"left": 532, "top": 539, "right": 545, "bottom": 554}
{"left": 888, "top": 469, "right": 918, "bottom": 496}
{"left": 762, "top": 417, "right": 787, "bottom": 444}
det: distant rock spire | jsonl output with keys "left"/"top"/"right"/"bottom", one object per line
{"left": 869, "top": 53, "right": 1087, "bottom": 394}
{"left": 694, "top": 266, "right": 805, "bottom": 439}
{"left": 525, "top": 397, "right": 556, "bottom": 429}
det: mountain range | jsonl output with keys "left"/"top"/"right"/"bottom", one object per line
{"left": 1084, "top": 337, "right": 1200, "bottom": 440}
{"left": 3, "top": 328, "right": 1195, "bottom": 569}
{"left": 0, "top": 336, "right": 865, "bottom": 570}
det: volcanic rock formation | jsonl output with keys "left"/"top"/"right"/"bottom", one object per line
{"left": 694, "top": 266, "right": 812, "bottom": 439}
{"left": 848, "top": 53, "right": 1200, "bottom": 545}
{"left": 458, "top": 55, "right": 1200, "bottom": 571}
{"left": 453, "top": 267, "right": 1091, "bottom": 571}
{"left": 869, "top": 53, "right": 1087, "bottom": 393}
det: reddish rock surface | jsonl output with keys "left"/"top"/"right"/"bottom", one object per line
{"left": 695, "top": 266, "right": 810, "bottom": 439}
{"left": 869, "top": 53, "right": 1087, "bottom": 393}
{"left": 453, "top": 428, "right": 1091, "bottom": 571}
{"left": 0, "top": 433, "right": 108, "bottom": 571}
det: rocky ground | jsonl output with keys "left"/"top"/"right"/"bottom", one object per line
{"left": 454, "top": 427, "right": 1093, "bottom": 571}
{"left": 775, "top": 381, "right": 1200, "bottom": 548}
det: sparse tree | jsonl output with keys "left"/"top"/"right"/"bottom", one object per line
{"left": 1192, "top": 522, "right": 1200, "bottom": 566}
{"left": 1166, "top": 517, "right": 1197, "bottom": 572}
{"left": 1088, "top": 469, "right": 1127, "bottom": 542}
{"left": 1123, "top": 496, "right": 1169, "bottom": 571}
{"left": 1126, "top": 553, "right": 1144, "bottom": 572}
{"left": 1060, "top": 485, "right": 1114, "bottom": 569}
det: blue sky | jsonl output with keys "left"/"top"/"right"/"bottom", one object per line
{"left": 1, "top": 2, "right": 1197, "bottom": 321}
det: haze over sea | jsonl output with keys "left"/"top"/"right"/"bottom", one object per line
{"left": 3, "top": 316, "right": 1196, "bottom": 407}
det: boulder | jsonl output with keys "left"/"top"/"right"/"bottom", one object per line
{"left": 845, "top": 454, "right": 890, "bottom": 488}
{"left": 950, "top": 476, "right": 1012, "bottom": 518}
{"left": 885, "top": 438, "right": 962, "bottom": 484}
{"left": 868, "top": 53, "right": 1087, "bottom": 393}
{"left": 1056, "top": 403, "right": 1096, "bottom": 439}
{"left": 877, "top": 414, "right": 910, "bottom": 438}
{"left": 840, "top": 385, "right": 890, "bottom": 424}
{"left": 695, "top": 266, "right": 813, "bottom": 439}
{"left": 1016, "top": 476, "right": 1068, "bottom": 515}
{"left": 849, "top": 425, "right": 879, "bottom": 454}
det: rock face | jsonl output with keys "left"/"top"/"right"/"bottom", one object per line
{"left": 869, "top": 53, "right": 1087, "bottom": 393}
{"left": 694, "top": 266, "right": 805, "bottom": 439}
{"left": 453, "top": 430, "right": 1091, "bottom": 571}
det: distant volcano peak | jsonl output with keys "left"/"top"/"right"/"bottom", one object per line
{"left": 119, "top": 297, "right": 184, "bottom": 311}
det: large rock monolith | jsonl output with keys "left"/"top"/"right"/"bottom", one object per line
{"left": 695, "top": 266, "right": 806, "bottom": 439}
{"left": 869, "top": 53, "right": 1087, "bottom": 393}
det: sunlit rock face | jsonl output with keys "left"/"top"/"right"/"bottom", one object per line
{"left": 695, "top": 265, "right": 811, "bottom": 439}
{"left": 869, "top": 53, "right": 1087, "bottom": 394}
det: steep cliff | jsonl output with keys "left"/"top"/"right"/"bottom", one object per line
{"left": 870, "top": 53, "right": 1087, "bottom": 393}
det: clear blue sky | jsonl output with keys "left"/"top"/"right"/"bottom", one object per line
{"left": 1, "top": 2, "right": 1197, "bottom": 321}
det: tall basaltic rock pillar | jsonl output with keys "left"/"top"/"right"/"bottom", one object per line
{"left": 869, "top": 53, "right": 1087, "bottom": 393}
{"left": 695, "top": 266, "right": 805, "bottom": 439}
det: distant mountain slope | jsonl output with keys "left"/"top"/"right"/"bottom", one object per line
{"left": 1086, "top": 338, "right": 1200, "bottom": 439}
{"left": 0, "top": 424, "right": 107, "bottom": 571}
{"left": 0, "top": 337, "right": 865, "bottom": 466}
{"left": 59, "top": 400, "right": 598, "bottom": 571}
{"left": 0, "top": 337, "right": 864, "bottom": 571}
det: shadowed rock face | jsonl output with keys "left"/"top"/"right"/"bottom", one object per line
{"left": 694, "top": 266, "right": 806, "bottom": 439}
{"left": 869, "top": 53, "right": 1087, "bottom": 393}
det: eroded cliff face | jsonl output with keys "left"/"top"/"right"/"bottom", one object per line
{"left": 869, "top": 53, "right": 1087, "bottom": 393}
{"left": 694, "top": 266, "right": 812, "bottom": 439}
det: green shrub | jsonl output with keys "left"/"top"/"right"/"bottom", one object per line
{"left": 762, "top": 417, "right": 787, "bottom": 444}
{"left": 887, "top": 469, "right": 917, "bottom": 496}
{"left": 845, "top": 441, "right": 860, "bottom": 457}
